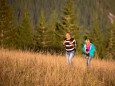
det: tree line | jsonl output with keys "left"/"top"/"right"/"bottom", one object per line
{"left": 0, "top": 0, "right": 115, "bottom": 59}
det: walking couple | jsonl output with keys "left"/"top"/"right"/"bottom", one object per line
{"left": 63, "top": 32, "right": 96, "bottom": 67}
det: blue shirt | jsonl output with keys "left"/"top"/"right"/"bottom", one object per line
{"left": 82, "top": 43, "right": 96, "bottom": 57}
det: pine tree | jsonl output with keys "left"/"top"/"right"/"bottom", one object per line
{"left": 48, "top": 10, "right": 59, "bottom": 48}
{"left": 61, "top": 0, "right": 76, "bottom": 33}
{"left": 106, "top": 21, "right": 115, "bottom": 59}
{"left": 90, "top": 17, "right": 104, "bottom": 59}
{"left": 0, "top": 0, "right": 16, "bottom": 48}
{"left": 60, "top": 0, "right": 81, "bottom": 52}
{"left": 17, "top": 7, "right": 33, "bottom": 49}
{"left": 111, "top": 21, "right": 115, "bottom": 59}
{"left": 35, "top": 10, "right": 48, "bottom": 50}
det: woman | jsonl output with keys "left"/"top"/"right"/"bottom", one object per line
{"left": 82, "top": 39, "right": 96, "bottom": 67}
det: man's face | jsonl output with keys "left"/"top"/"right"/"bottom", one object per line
{"left": 66, "top": 33, "right": 71, "bottom": 39}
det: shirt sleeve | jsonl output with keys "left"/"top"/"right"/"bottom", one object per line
{"left": 72, "top": 39, "right": 76, "bottom": 47}
{"left": 82, "top": 44, "right": 86, "bottom": 53}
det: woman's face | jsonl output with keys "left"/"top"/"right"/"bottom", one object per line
{"left": 85, "top": 39, "right": 90, "bottom": 45}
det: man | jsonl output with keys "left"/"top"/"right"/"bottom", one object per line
{"left": 82, "top": 39, "right": 96, "bottom": 67}
{"left": 63, "top": 32, "right": 76, "bottom": 65}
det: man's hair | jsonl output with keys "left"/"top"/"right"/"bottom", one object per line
{"left": 66, "top": 32, "right": 71, "bottom": 35}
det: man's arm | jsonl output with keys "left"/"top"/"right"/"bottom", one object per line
{"left": 69, "top": 39, "right": 76, "bottom": 47}
{"left": 69, "top": 42, "right": 74, "bottom": 46}
{"left": 63, "top": 40, "right": 66, "bottom": 46}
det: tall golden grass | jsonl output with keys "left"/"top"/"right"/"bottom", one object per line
{"left": 0, "top": 49, "right": 115, "bottom": 86}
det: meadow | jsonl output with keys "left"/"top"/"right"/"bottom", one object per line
{"left": 0, "top": 49, "right": 115, "bottom": 86}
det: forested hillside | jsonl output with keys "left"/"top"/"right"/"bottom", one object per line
{"left": 0, "top": 0, "right": 115, "bottom": 59}
{"left": 7, "top": 0, "right": 115, "bottom": 26}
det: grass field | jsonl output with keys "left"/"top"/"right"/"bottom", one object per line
{"left": 0, "top": 49, "right": 115, "bottom": 86}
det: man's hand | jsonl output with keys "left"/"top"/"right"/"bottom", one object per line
{"left": 69, "top": 42, "right": 74, "bottom": 46}
{"left": 63, "top": 40, "right": 66, "bottom": 45}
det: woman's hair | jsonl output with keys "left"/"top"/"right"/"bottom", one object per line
{"left": 85, "top": 38, "right": 90, "bottom": 42}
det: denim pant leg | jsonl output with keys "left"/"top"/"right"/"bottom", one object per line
{"left": 66, "top": 51, "right": 70, "bottom": 64}
{"left": 86, "top": 56, "right": 92, "bottom": 66}
{"left": 66, "top": 51, "right": 75, "bottom": 64}
{"left": 69, "top": 51, "right": 75, "bottom": 64}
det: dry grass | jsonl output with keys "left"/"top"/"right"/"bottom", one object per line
{"left": 0, "top": 49, "right": 115, "bottom": 86}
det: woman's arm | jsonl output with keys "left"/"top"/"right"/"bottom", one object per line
{"left": 82, "top": 44, "right": 86, "bottom": 53}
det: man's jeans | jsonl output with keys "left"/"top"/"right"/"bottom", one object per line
{"left": 66, "top": 51, "right": 75, "bottom": 64}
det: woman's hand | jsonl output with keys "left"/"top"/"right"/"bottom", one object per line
{"left": 85, "top": 51, "right": 89, "bottom": 54}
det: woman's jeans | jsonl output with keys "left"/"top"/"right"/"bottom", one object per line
{"left": 85, "top": 55, "right": 93, "bottom": 66}
{"left": 66, "top": 50, "right": 75, "bottom": 64}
